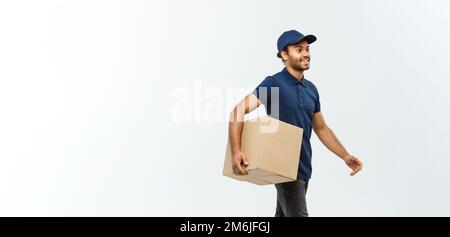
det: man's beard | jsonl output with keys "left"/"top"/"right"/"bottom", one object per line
{"left": 289, "top": 60, "right": 309, "bottom": 71}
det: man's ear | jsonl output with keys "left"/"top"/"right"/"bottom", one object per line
{"left": 281, "top": 50, "right": 288, "bottom": 61}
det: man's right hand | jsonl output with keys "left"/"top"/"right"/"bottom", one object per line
{"left": 232, "top": 150, "right": 249, "bottom": 175}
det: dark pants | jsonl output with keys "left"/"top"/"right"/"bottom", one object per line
{"left": 275, "top": 179, "right": 309, "bottom": 217}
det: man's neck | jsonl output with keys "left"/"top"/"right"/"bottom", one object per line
{"left": 286, "top": 66, "right": 304, "bottom": 80}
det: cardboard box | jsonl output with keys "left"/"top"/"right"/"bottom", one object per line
{"left": 223, "top": 116, "right": 303, "bottom": 185}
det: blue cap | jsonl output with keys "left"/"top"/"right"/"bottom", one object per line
{"left": 277, "top": 30, "right": 317, "bottom": 58}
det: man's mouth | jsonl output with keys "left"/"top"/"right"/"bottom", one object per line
{"left": 300, "top": 59, "right": 310, "bottom": 64}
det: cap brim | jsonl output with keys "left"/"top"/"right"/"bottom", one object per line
{"left": 303, "top": 34, "right": 317, "bottom": 44}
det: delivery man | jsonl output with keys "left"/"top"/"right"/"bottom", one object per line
{"left": 228, "top": 30, "right": 363, "bottom": 217}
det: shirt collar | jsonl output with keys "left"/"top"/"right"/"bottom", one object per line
{"left": 282, "top": 67, "right": 306, "bottom": 87}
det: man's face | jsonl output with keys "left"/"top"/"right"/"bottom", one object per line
{"left": 282, "top": 39, "right": 311, "bottom": 71}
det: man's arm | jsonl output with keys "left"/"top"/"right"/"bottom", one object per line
{"left": 312, "top": 112, "right": 363, "bottom": 176}
{"left": 228, "top": 93, "right": 261, "bottom": 175}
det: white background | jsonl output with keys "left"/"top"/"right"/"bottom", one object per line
{"left": 1, "top": 0, "right": 449, "bottom": 216}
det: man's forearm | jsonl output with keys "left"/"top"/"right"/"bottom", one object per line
{"left": 228, "top": 108, "right": 245, "bottom": 154}
{"left": 228, "top": 94, "right": 261, "bottom": 155}
{"left": 315, "top": 126, "right": 350, "bottom": 160}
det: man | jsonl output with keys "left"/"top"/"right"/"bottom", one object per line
{"left": 228, "top": 30, "right": 363, "bottom": 217}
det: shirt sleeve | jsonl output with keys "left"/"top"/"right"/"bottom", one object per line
{"left": 252, "top": 76, "right": 276, "bottom": 114}
{"left": 313, "top": 86, "right": 321, "bottom": 113}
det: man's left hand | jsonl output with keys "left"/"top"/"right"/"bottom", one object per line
{"left": 344, "top": 154, "right": 363, "bottom": 176}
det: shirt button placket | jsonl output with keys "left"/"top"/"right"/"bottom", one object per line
{"left": 297, "top": 84, "right": 305, "bottom": 105}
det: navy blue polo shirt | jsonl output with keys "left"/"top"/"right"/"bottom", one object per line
{"left": 252, "top": 67, "right": 321, "bottom": 180}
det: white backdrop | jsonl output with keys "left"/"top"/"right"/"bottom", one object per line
{"left": 1, "top": 0, "right": 449, "bottom": 216}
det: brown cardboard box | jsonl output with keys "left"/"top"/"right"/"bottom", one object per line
{"left": 223, "top": 116, "right": 303, "bottom": 185}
